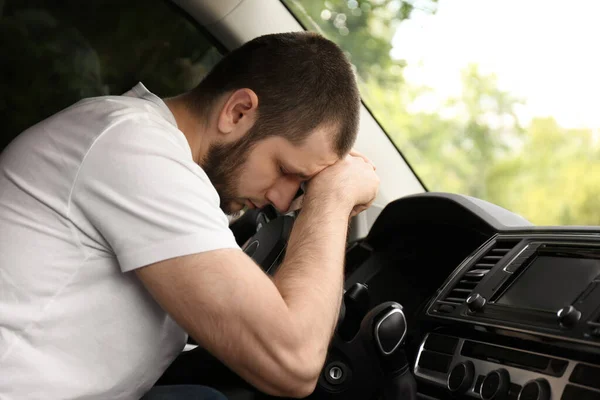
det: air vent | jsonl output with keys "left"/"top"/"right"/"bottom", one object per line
{"left": 441, "top": 238, "right": 521, "bottom": 305}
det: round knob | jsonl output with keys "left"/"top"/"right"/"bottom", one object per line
{"left": 480, "top": 369, "right": 510, "bottom": 400}
{"left": 557, "top": 306, "right": 581, "bottom": 328}
{"left": 518, "top": 379, "right": 550, "bottom": 400}
{"left": 447, "top": 361, "right": 475, "bottom": 394}
{"left": 466, "top": 293, "right": 487, "bottom": 312}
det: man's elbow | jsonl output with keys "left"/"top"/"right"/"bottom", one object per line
{"left": 270, "top": 368, "right": 320, "bottom": 399}
{"left": 267, "top": 344, "right": 325, "bottom": 398}
{"left": 285, "top": 378, "right": 319, "bottom": 399}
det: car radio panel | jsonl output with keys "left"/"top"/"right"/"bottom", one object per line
{"left": 428, "top": 235, "right": 600, "bottom": 346}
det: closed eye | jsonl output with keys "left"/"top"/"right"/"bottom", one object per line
{"left": 280, "top": 163, "right": 311, "bottom": 181}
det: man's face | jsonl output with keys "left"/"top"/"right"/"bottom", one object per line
{"left": 203, "top": 126, "right": 340, "bottom": 215}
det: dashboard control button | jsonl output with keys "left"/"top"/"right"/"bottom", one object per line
{"left": 418, "top": 351, "right": 452, "bottom": 373}
{"left": 447, "top": 361, "right": 474, "bottom": 394}
{"left": 424, "top": 334, "right": 458, "bottom": 355}
{"left": 481, "top": 369, "right": 510, "bottom": 400}
{"left": 338, "top": 283, "right": 370, "bottom": 341}
{"left": 466, "top": 293, "right": 487, "bottom": 312}
{"left": 518, "top": 379, "right": 550, "bottom": 400}
{"left": 437, "top": 304, "right": 455, "bottom": 313}
{"left": 570, "top": 363, "right": 600, "bottom": 391}
{"left": 557, "top": 305, "right": 581, "bottom": 328}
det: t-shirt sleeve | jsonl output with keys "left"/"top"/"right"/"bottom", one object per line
{"left": 69, "top": 121, "right": 239, "bottom": 272}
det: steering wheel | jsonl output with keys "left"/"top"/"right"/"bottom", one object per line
{"left": 232, "top": 205, "right": 296, "bottom": 274}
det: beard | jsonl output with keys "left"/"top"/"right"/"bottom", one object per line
{"left": 201, "top": 132, "right": 257, "bottom": 215}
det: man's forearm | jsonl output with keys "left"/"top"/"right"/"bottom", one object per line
{"left": 272, "top": 196, "right": 351, "bottom": 360}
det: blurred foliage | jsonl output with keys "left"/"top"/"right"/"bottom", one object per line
{"left": 0, "top": 0, "right": 221, "bottom": 149}
{"left": 285, "top": 0, "right": 437, "bottom": 85}
{"left": 285, "top": 0, "right": 600, "bottom": 226}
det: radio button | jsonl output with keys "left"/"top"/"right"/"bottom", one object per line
{"left": 447, "top": 361, "right": 474, "bottom": 394}
{"left": 466, "top": 293, "right": 487, "bottom": 312}
{"left": 481, "top": 369, "right": 510, "bottom": 400}
{"left": 518, "top": 379, "right": 550, "bottom": 400}
{"left": 557, "top": 306, "right": 581, "bottom": 328}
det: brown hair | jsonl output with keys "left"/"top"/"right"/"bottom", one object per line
{"left": 190, "top": 32, "right": 360, "bottom": 157}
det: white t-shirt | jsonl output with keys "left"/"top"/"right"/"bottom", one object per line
{"left": 0, "top": 83, "right": 239, "bottom": 399}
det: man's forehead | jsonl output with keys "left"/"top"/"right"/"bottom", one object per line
{"left": 277, "top": 133, "right": 339, "bottom": 176}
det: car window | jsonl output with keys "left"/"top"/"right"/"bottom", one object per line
{"left": 284, "top": 0, "right": 600, "bottom": 226}
{"left": 0, "top": 0, "right": 222, "bottom": 150}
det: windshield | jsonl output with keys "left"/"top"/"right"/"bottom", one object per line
{"left": 283, "top": 0, "right": 600, "bottom": 226}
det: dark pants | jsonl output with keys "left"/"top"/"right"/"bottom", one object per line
{"left": 142, "top": 385, "right": 228, "bottom": 400}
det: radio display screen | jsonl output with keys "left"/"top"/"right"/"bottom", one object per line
{"left": 496, "top": 256, "right": 600, "bottom": 312}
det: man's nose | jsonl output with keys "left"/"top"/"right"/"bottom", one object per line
{"left": 265, "top": 177, "right": 301, "bottom": 213}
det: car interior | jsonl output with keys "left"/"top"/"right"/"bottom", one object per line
{"left": 2, "top": 0, "right": 600, "bottom": 399}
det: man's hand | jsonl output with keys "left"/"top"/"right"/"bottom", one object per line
{"left": 306, "top": 150, "right": 379, "bottom": 217}
{"left": 349, "top": 148, "right": 376, "bottom": 170}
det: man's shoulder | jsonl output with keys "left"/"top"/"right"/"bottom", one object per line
{"left": 76, "top": 93, "right": 178, "bottom": 133}
{"left": 1, "top": 90, "right": 199, "bottom": 216}
{"left": 52, "top": 93, "right": 190, "bottom": 161}
{"left": 71, "top": 100, "right": 214, "bottom": 198}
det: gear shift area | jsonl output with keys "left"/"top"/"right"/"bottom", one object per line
{"left": 316, "top": 299, "right": 418, "bottom": 400}
{"left": 360, "top": 302, "right": 417, "bottom": 400}
{"left": 373, "top": 304, "right": 407, "bottom": 356}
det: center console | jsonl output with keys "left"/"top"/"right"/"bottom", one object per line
{"left": 416, "top": 233, "right": 600, "bottom": 399}
{"left": 415, "top": 332, "right": 600, "bottom": 399}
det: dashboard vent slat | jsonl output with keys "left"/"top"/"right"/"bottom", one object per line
{"left": 445, "top": 297, "right": 469, "bottom": 304}
{"left": 439, "top": 238, "right": 521, "bottom": 306}
{"left": 483, "top": 255, "right": 504, "bottom": 261}
{"left": 472, "top": 263, "right": 495, "bottom": 269}
{"left": 465, "top": 269, "right": 490, "bottom": 277}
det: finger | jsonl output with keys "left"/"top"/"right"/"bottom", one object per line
{"left": 288, "top": 194, "right": 304, "bottom": 213}
{"left": 349, "top": 149, "right": 376, "bottom": 170}
{"left": 350, "top": 193, "right": 377, "bottom": 217}
{"left": 349, "top": 149, "right": 369, "bottom": 162}
{"left": 350, "top": 204, "right": 368, "bottom": 218}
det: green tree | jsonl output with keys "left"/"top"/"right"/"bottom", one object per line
{"left": 487, "top": 117, "right": 600, "bottom": 225}
{"left": 447, "top": 64, "right": 524, "bottom": 198}
{"left": 283, "top": 0, "right": 437, "bottom": 84}
{"left": 370, "top": 64, "right": 523, "bottom": 199}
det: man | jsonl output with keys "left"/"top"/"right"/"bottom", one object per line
{"left": 0, "top": 32, "right": 379, "bottom": 399}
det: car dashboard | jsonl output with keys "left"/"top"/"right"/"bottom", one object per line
{"left": 333, "top": 193, "right": 600, "bottom": 400}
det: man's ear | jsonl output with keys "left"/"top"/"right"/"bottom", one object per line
{"left": 217, "top": 88, "right": 259, "bottom": 140}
